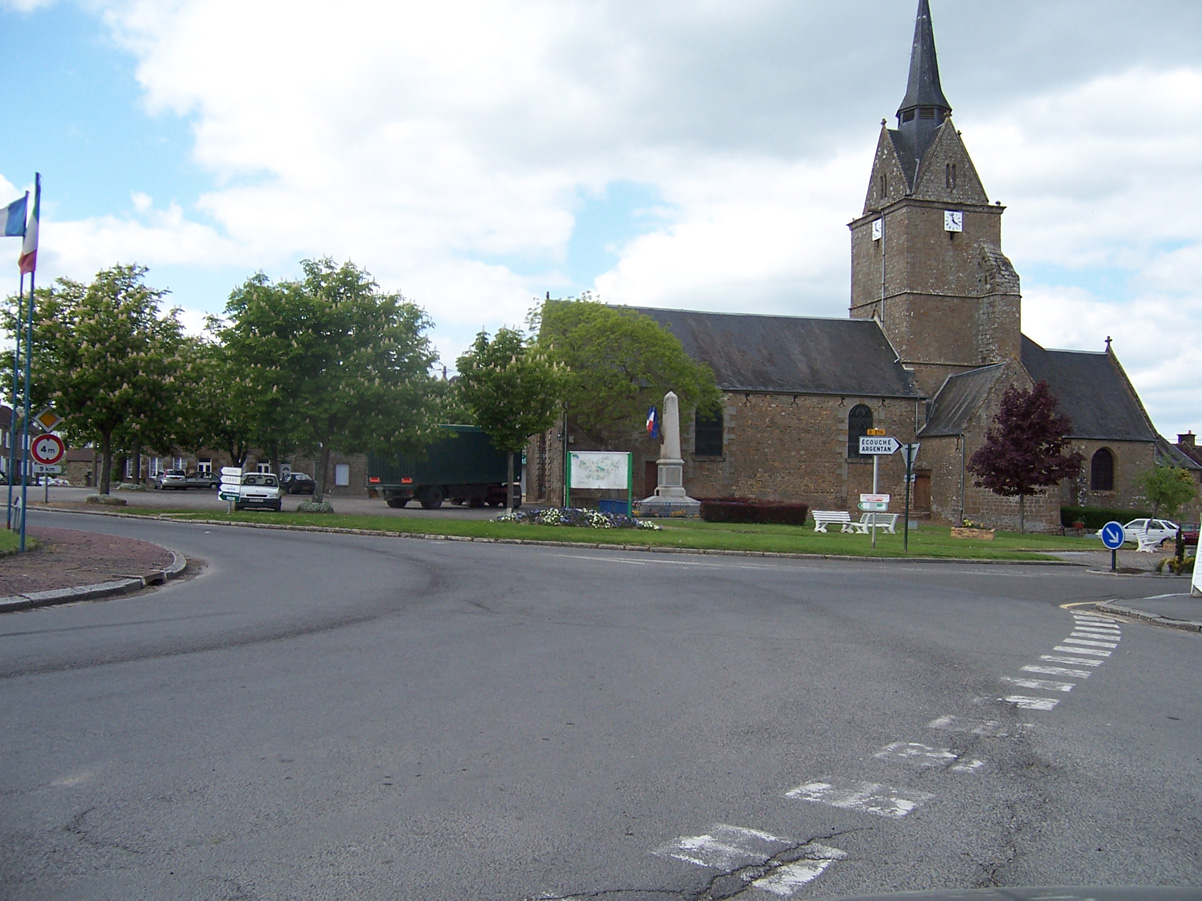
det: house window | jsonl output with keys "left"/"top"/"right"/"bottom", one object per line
{"left": 197, "top": 458, "right": 212, "bottom": 474}
{"left": 256, "top": 461, "right": 271, "bottom": 474}
{"left": 1090, "top": 448, "right": 1115, "bottom": 492}
{"left": 695, "top": 409, "right": 724, "bottom": 457}
{"left": 335, "top": 463, "right": 350, "bottom": 487}
{"left": 848, "top": 404, "right": 873, "bottom": 459}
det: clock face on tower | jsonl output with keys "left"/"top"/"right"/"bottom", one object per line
{"left": 944, "top": 210, "right": 963, "bottom": 232}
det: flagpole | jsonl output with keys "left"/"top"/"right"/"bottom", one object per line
{"left": 6, "top": 271, "right": 25, "bottom": 530}
{"left": 5, "top": 188, "right": 29, "bottom": 530}
{"left": 17, "top": 173, "right": 40, "bottom": 552}
{"left": 19, "top": 265, "right": 33, "bottom": 551}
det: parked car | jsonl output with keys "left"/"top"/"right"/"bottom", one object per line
{"left": 47, "top": 477, "right": 72, "bottom": 487}
{"left": 153, "top": 469, "right": 187, "bottom": 489}
{"left": 233, "top": 472, "right": 282, "bottom": 512}
{"left": 183, "top": 471, "right": 220, "bottom": 490}
{"left": 1178, "top": 522, "right": 1199, "bottom": 548}
{"left": 1102, "top": 518, "right": 1179, "bottom": 547}
{"left": 280, "top": 472, "right": 316, "bottom": 495}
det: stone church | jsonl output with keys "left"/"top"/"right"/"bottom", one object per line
{"left": 527, "top": 0, "right": 1163, "bottom": 531}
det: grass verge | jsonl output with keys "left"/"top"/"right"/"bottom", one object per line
{"left": 134, "top": 506, "right": 1092, "bottom": 561}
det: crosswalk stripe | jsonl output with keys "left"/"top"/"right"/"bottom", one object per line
{"left": 1063, "top": 637, "right": 1119, "bottom": 648}
{"left": 786, "top": 780, "right": 934, "bottom": 818}
{"left": 1002, "top": 695, "right": 1060, "bottom": 710}
{"left": 1041, "top": 654, "right": 1102, "bottom": 667}
{"left": 1023, "top": 664, "right": 1091, "bottom": 678}
{"left": 1003, "top": 676, "right": 1074, "bottom": 692}
{"left": 1054, "top": 644, "right": 1110, "bottom": 657}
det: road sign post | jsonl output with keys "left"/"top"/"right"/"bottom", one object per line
{"left": 859, "top": 435, "right": 901, "bottom": 548}
{"left": 1100, "top": 520, "right": 1125, "bottom": 573}
{"left": 900, "top": 443, "right": 920, "bottom": 553}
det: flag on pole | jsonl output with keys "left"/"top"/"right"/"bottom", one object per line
{"left": 2, "top": 194, "right": 26, "bottom": 237}
{"left": 18, "top": 174, "right": 39, "bottom": 274}
{"left": 646, "top": 405, "right": 659, "bottom": 439}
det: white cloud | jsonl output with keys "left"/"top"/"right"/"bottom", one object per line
{"left": 13, "top": 1, "right": 1202, "bottom": 439}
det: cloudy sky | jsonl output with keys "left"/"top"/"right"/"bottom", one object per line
{"left": 1, "top": 0, "right": 1200, "bottom": 440}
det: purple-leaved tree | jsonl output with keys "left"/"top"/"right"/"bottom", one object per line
{"left": 967, "top": 381, "right": 1083, "bottom": 533}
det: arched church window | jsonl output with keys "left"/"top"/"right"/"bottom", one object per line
{"left": 848, "top": 404, "right": 873, "bottom": 460}
{"left": 945, "top": 162, "right": 956, "bottom": 190}
{"left": 1090, "top": 448, "right": 1115, "bottom": 492}
{"left": 879, "top": 173, "right": 887, "bottom": 199}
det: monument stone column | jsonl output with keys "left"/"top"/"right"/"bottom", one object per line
{"left": 637, "top": 391, "right": 701, "bottom": 517}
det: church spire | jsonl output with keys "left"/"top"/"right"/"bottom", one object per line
{"left": 896, "top": 0, "right": 951, "bottom": 162}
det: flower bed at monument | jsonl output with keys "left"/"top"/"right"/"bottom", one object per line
{"left": 496, "top": 507, "right": 661, "bottom": 530}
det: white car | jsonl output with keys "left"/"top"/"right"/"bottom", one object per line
{"left": 1110, "top": 518, "right": 1179, "bottom": 548}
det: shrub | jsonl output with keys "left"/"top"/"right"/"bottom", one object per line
{"left": 699, "top": 497, "right": 810, "bottom": 526}
{"left": 1061, "top": 506, "right": 1152, "bottom": 531}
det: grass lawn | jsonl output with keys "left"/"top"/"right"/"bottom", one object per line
{"left": 137, "top": 506, "right": 1090, "bottom": 561}
{"left": 0, "top": 529, "right": 22, "bottom": 554}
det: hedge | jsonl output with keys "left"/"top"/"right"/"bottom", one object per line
{"left": 699, "top": 497, "right": 810, "bottom": 526}
{"left": 1061, "top": 506, "right": 1152, "bottom": 530}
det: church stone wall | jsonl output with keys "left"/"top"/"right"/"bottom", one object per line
{"left": 683, "top": 392, "right": 919, "bottom": 511}
{"left": 1061, "top": 439, "right": 1157, "bottom": 513}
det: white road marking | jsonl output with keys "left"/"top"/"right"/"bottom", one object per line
{"left": 1063, "top": 637, "right": 1119, "bottom": 648}
{"left": 926, "top": 715, "right": 1019, "bottom": 737}
{"left": 654, "top": 824, "right": 789, "bottom": 870}
{"left": 752, "top": 845, "right": 848, "bottom": 896}
{"left": 1041, "top": 654, "right": 1102, "bottom": 667}
{"left": 1002, "top": 676, "right": 1074, "bottom": 692}
{"left": 873, "top": 741, "right": 984, "bottom": 772}
{"left": 1002, "top": 695, "right": 1060, "bottom": 710}
{"left": 785, "top": 780, "right": 934, "bottom": 819}
{"left": 1022, "top": 664, "right": 1091, "bottom": 678}
{"left": 1054, "top": 644, "right": 1111, "bottom": 657}
{"left": 1071, "top": 627, "right": 1120, "bottom": 637}
{"left": 653, "top": 828, "right": 847, "bottom": 897}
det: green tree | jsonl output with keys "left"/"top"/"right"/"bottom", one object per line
{"left": 1139, "top": 464, "right": 1195, "bottom": 520}
{"left": 535, "top": 297, "right": 720, "bottom": 443}
{"left": 217, "top": 259, "right": 441, "bottom": 498}
{"left": 3, "top": 265, "right": 186, "bottom": 494}
{"left": 967, "top": 381, "right": 1084, "bottom": 532}
{"left": 455, "top": 326, "right": 567, "bottom": 511}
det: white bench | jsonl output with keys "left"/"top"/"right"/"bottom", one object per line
{"left": 1135, "top": 534, "right": 1161, "bottom": 553}
{"left": 847, "top": 512, "right": 900, "bottom": 534}
{"left": 812, "top": 511, "right": 852, "bottom": 532}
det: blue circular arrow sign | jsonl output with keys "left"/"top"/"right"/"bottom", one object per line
{"left": 1100, "top": 520, "right": 1126, "bottom": 550}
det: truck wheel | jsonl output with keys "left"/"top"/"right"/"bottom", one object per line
{"left": 385, "top": 497, "right": 408, "bottom": 509}
{"left": 419, "top": 486, "right": 444, "bottom": 509}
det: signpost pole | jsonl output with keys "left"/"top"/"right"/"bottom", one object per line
{"left": 871, "top": 454, "right": 879, "bottom": 549}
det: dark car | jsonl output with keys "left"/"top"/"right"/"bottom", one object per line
{"left": 280, "top": 472, "right": 316, "bottom": 495}
{"left": 1179, "top": 522, "right": 1199, "bottom": 547}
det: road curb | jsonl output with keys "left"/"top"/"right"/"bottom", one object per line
{"left": 0, "top": 546, "right": 188, "bottom": 614}
{"left": 1094, "top": 601, "right": 1202, "bottom": 633}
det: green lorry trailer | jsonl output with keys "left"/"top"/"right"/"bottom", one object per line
{"left": 367, "top": 425, "right": 521, "bottom": 510}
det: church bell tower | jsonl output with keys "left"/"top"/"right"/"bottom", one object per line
{"left": 849, "top": 0, "right": 1021, "bottom": 398}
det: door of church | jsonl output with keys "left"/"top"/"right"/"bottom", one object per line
{"left": 913, "top": 472, "right": 931, "bottom": 511}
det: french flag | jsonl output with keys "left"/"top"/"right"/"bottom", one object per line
{"left": 646, "top": 405, "right": 659, "bottom": 439}
{"left": 2, "top": 193, "right": 25, "bottom": 237}
{"left": 18, "top": 174, "right": 38, "bottom": 274}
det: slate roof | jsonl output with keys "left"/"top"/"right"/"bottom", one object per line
{"left": 629, "top": 307, "right": 921, "bottom": 399}
{"left": 919, "top": 364, "right": 1007, "bottom": 437}
{"left": 1156, "top": 435, "right": 1202, "bottom": 471}
{"left": 1021, "top": 336, "right": 1157, "bottom": 442}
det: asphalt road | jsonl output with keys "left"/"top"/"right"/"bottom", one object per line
{"left": 1, "top": 510, "right": 1199, "bottom": 900}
